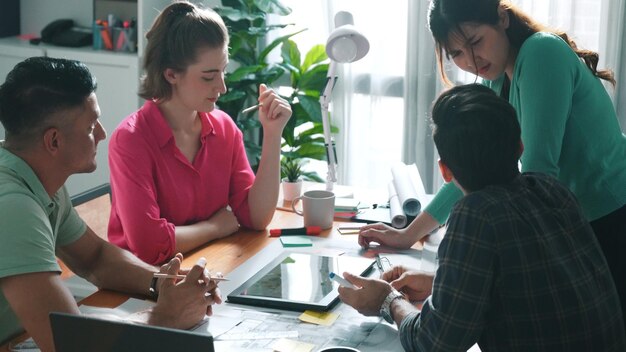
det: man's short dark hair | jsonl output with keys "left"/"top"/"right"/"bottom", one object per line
{"left": 431, "top": 83, "right": 521, "bottom": 192}
{"left": 0, "top": 56, "right": 96, "bottom": 143}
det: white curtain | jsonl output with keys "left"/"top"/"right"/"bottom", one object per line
{"left": 600, "top": 0, "right": 626, "bottom": 130}
{"left": 280, "top": 0, "right": 408, "bottom": 190}
{"left": 403, "top": 0, "right": 442, "bottom": 193}
{"left": 326, "top": 1, "right": 409, "bottom": 190}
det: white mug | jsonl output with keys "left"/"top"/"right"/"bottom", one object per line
{"left": 292, "top": 190, "right": 335, "bottom": 229}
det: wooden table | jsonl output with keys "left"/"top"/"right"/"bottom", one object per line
{"left": 81, "top": 207, "right": 347, "bottom": 309}
{"left": 3, "top": 192, "right": 425, "bottom": 350}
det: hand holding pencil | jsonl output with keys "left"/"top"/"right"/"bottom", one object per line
{"left": 254, "top": 83, "right": 291, "bottom": 135}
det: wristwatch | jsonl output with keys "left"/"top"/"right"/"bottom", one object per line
{"left": 380, "top": 288, "right": 404, "bottom": 323}
{"left": 148, "top": 275, "right": 159, "bottom": 300}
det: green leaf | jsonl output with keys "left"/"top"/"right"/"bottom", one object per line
{"left": 259, "top": 29, "right": 307, "bottom": 62}
{"left": 227, "top": 65, "right": 265, "bottom": 81}
{"left": 302, "top": 170, "right": 323, "bottom": 182}
{"left": 281, "top": 40, "right": 301, "bottom": 69}
{"left": 216, "top": 6, "right": 264, "bottom": 22}
{"left": 239, "top": 116, "right": 262, "bottom": 129}
{"left": 296, "top": 144, "right": 328, "bottom": 160}
{"left": 218, "top": 90, "right": 246, "bottom": 103}
{"left": 254, "top": 0, "right": 292, "bottom": 16}
{"left": 298, "top": 95, "right": 322, "bottom": 123}
{"left": 298, "top": 123, "right": 325, "bottom": 137}
{"left": 302, "top": 44, "right": 328, "bottom": 73}
{"left": 299, "top": 64, "right": 330, "bottom": 92}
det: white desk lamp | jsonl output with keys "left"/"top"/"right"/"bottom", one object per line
{"left": 320, "top": 11, "right": 370, "bottom": 192}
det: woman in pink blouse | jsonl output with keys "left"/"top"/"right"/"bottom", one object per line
{"left": 107, "top": 1, "right": 291, "bottom": 264}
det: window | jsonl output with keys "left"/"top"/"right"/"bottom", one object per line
{"left": 277, "top": 0, "right": 408, "bottom": 190}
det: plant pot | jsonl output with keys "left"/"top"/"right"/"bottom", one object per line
{"left": 282, "top": 178, "right": 303, "bottom": 201}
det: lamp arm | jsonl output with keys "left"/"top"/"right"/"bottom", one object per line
{"left": 320, "top": 60, "right": 338, "bottom": 191}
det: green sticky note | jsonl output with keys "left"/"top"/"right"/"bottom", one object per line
{"left": 280, "top": 236, "right": 312, "bottom": 247}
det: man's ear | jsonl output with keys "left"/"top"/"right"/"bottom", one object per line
{"left": 438, "top": 159, "right": 454, "bottom": 183}
{"left": 498, "top": 4, "right": 510, "bottom": 29}
{"left": 42, "top": 127, "right": 61, "bottom": 155}
{"left": 518, "top": 140, "right": 524, "bottom": 159}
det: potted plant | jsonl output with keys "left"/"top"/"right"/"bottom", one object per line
{"left": 213, "top": 1, "right": 333, "bottom": 177}
{"left": 280, "top": 157, "right": 304, "bottom": 201}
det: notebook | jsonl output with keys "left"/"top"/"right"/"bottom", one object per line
{"left": 49, "top": 312, "right": 214, "bottom": 352}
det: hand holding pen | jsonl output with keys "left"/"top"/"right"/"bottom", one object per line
{"left": 253, "top": 84, "right": 291, "bottom": 134}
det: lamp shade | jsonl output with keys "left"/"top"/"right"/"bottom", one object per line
{"left": 326, "top": 11, "right": 369, "bottom": 63}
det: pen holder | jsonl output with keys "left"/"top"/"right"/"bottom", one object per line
{"left": 112, "top": 27, "right": 137, "bottom": 52}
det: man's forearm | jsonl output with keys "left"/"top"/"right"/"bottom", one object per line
{"left": 394, "top": 300, "right": 423, "bottom": 352}
{"left": 87, "top": 242, "right": 155, "bottom": 296}
{"left": 392, "top": 298, "right": 420, "bottom": 326}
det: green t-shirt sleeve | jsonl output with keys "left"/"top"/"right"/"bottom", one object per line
{"left": 0, "top": 194, "right": 60, "bottom": 278}
{"left": 55, "top": 187, "right": 87, "bottom": 247}
{"left": 424, "top": 182, "right": 464, "bottom": 224}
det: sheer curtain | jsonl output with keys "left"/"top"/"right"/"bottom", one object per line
{"left": 600, "top": 0, "right": 626, "bottom": 130}
{"left": 280, "top": 0, "right": 409, "bottom": 190}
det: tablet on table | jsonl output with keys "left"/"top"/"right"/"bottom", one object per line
{"left": 227, "top": 252, "right": 375, "bottom": 311}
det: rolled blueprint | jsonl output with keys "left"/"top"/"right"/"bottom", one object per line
{"left": 388, "top": 182, "right": 407, "bottom": 228}
{"left": 390, "top": 163, "right": 423, "bottom": 216}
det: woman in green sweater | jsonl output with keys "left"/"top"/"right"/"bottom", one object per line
{"left": 359, "top": 0, "right": 626, "bottom": 323}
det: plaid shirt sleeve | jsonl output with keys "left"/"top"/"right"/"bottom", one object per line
{"left": 400, "top": 199, "right": 497, "bottom": 352}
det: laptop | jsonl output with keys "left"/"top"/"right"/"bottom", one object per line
{"left": 50, "top": 312, "right": 214, "bottom": 352}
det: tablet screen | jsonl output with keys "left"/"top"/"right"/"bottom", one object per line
{"left": 227, "top": 252, "right": 374, "bottom": 311}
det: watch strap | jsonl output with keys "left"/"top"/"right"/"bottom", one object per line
{"left": 148, "top": 275, "right": 159, "bottom": 300}
{"left": 380, "top": 289, "right": 403, "bottom": 323}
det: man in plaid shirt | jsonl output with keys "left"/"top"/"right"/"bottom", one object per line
{"left": 338, "top": 84, "right": 626, "bottom": 351}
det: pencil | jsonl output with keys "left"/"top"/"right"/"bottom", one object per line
{"left": 242, "top": 103, "right": 263, "bottom": 114}
{"left": 152, "top": 273, "right": 229, "bottom": 281}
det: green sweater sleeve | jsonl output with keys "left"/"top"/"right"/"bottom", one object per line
{"left": 424, "top": 182, "right": 464, "bottom": 224}
{"left": 510, "top": 32, "right": 577, "bottom": 177}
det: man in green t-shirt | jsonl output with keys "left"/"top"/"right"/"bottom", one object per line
{"left": 0, "top": 57, "right": 221, "bottom": 351}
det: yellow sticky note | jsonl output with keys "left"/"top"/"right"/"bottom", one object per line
{"left": 272, "top": 338, "right": 315, "bottom": 352}
{"left": 299, "top": 310, "right": 339, "bottom": 326}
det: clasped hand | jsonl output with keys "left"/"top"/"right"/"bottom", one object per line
{"left": 151, "top": 253, "right": 222, "bottom": 330}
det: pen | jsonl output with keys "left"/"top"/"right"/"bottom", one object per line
{"left": 269, "top": 226, "right": 322, "bottom": 237}
{"left": 329, "top": 272, "right": 356, "bottom": 288}
{"left": 152, "top": 273, "right": 229, "bottom": 281}
{"left": 242, "top": 103, "right": 263, "bottom": 114}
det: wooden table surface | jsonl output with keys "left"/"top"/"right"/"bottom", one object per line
{"left": 3, "top": 191, "right": 425, "bottom": 350}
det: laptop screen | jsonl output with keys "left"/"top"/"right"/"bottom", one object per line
{"left": 50, "top": 312, "right": 214, "bottom": 352}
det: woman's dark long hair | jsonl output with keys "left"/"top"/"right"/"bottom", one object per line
{"left": 428, "top": 0, "right": 615, "bottom": 87}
